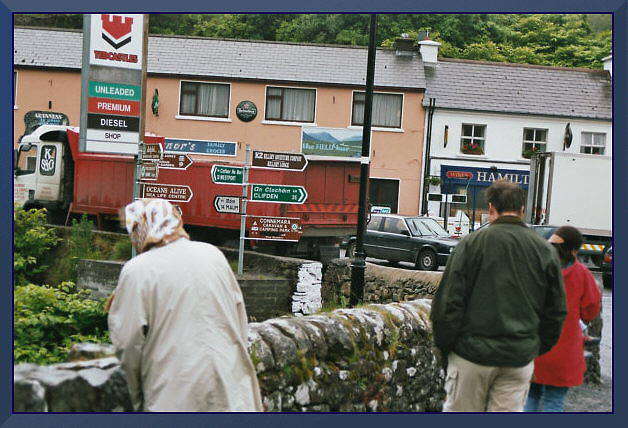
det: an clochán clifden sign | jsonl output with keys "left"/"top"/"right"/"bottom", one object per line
{"left": 89, "top": 14, "right": 144, "bottom": 70}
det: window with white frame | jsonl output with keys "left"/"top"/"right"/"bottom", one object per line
{"left": 460, "top": 124, "right": 486, "bottom": 155}
{"left": 522, "top": 128, "right": 548, "bottom": 159}
{"left": 179, "top": 81, "right": 230, "bottom": 118}
{"left": 265, "top": 86, "right": 315, "bottom": 123}
{"left": 352, "top": 92, "right": 403, "bottom": 128}
{"left": 580, "top": 132, "right": 606, "bottom": 155}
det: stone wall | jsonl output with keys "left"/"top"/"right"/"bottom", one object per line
{"left": 321, "top": 259, "right": 442, "bottom": 306}
{"left": 14, "top": 299, "right": 446, "bottom": 412}
{"left": 76, "top": 248, "right": 323, "bottom": 321}
{"left": 76, "top": 260, "right": 124, "bottom": 300}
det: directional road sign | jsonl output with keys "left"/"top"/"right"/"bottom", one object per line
{"left": 159, "top": 153, "right": 193, "bottom": 170}
{"left": 142, "top": 143, "right": 163, "bottom": 161}
{"left": 213, "top": 196, "right": 241, "bottom": 214}
{"left": 139, "top": 162, "right": 158, "bottom": 181}
{"left": 211, "top": 165, "right": 243, "bottom": 185}
{"left": 248, "top": 216, "right": 303, "bottom": 242}
{"left": 250, "top": 184, "right": 307, "bottom": 204}
{"left": 252, "top": 150, "right": 308, "bottom": 171}
{"left": 141, "top": 183, "right": 193, "bottom": 203}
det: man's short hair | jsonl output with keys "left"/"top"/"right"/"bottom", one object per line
{"left": 485, "top": 180, "right": 525, "bottom": 213}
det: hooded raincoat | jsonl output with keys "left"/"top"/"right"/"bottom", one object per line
{"left": 108, "top": 199, "right": 263, "bottom": 412}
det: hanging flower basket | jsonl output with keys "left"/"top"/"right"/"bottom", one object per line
{"left": 462, "top": 141, "right": 484, "bottom": 155}
{"left": 426, "top": 176, "right": 441, "bottom": 186}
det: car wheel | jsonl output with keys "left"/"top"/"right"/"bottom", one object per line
{"left": 416, "top": 249, "right": 438, "bottom": 271}
{"left": 603, "top": 273, "right": 612, "bottom": 289}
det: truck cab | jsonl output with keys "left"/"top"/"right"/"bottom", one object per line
{"left": 14, "top": 125, "right": 74, "bottom": 222}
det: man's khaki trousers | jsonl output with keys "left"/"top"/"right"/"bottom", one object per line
{"left": 443, "top": 352, "right": 534, "bottom": 412}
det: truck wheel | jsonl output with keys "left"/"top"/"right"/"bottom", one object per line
{"left": 416, "top": 249, "right": 437, "bottom": 271}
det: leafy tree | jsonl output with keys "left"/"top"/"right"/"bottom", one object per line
{"left": 14, "top": 282, "right": 109, "bottom": 365}
{"left": 13, "top": 13, "right": 611, "bottom": 69}
{"left": 13, "top": 206, "right": 61, "bottom": 286}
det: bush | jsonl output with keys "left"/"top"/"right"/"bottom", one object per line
{"left": 14, "top": 206, "right": 61, "bottom": 286}
{"left": 14, "top": 282, "right": 109, "bottom": 365}
{"left": 49, "top": 215, "right": 102, "bottom": 283}
{"left": 110, "top": 238, "right": 132, "bottom": 261}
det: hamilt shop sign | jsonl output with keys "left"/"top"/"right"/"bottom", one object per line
{"left": 440, "top": 165, "right": 530, "bottom": 193}
{"left": 89, "top": 14, "right": 144, "bottom": 70}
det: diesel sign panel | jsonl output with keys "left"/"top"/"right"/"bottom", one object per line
{"left": 87, "top": 114, "right": 139, "bottom": 132}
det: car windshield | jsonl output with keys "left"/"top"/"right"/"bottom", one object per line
{"left": 532, "top": 226, "right": 556, "bottom": 239}
{"left": 406, "top": 218, "right": 450, "bottom": 237}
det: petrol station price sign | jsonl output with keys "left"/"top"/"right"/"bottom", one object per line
{"left": 248, "top": 216, "right": 303, "bottom": 242}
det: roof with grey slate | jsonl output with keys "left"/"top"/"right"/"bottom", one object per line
{"left": 423, "top": 58, "right": 611, "bottom": 120}
{"left": 14, "top": 27, "right": 426, "bottom": 90}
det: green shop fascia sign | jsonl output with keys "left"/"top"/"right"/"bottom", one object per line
{"left": 88, "top": 81, "right": 141, "bottom": 101}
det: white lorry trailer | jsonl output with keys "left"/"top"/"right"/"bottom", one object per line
{"left": 526, "top": 151, "right": 612, "bottom": 266}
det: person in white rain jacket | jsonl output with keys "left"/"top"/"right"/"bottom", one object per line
{"left": 107, "top": 198, "right": 263, "bottom": 412}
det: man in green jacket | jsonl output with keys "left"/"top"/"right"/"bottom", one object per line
{"left": 431, "top": 180, "right": 566, "bottom": 412}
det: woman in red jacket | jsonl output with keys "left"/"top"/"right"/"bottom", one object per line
{"left": 524, "top": 225, "right": 602, "bottom": 412}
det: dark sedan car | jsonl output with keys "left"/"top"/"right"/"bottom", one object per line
{"left": 346, "top": 214, "right": 459, "bottom": 270}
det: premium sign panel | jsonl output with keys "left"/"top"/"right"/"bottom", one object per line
{"left": 88, "top": 97, "right": 140, "bottom": 116}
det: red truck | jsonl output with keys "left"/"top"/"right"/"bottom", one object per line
{"left": 14, "top": 125, "right": 359, "bottom": 257}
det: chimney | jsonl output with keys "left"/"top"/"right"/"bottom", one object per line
{"left": 602, "top": 54, "right": 612, "bottom": 76}
{"left": 394, "top": 33, "right": 416, "bottom": 57}
{"left": 419, "top": 38, "right": 440, "bottom": 65}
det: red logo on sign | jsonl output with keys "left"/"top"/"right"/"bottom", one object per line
{"left": 446, "top": 171, "right": 474, "bottom": 180}
{"left": 101, "top": 15, "right": 133, "bottom": 49}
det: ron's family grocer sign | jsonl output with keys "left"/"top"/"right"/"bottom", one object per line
{"left": 165, "top": 138, "right": 237, "bottom": 157}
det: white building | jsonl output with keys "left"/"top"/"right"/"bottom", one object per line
{"left": 419, "top": 45, "right": 612, "bottom": 230}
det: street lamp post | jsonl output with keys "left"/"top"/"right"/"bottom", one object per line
{"left": 350, "top": 14, "right": 377, "bottom": 307}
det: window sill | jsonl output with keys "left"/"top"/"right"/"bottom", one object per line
{"left": 456, "top": 153, "right": 489, "bottom": 159}
{"left": 175, "top": 115, "right": 232, "bottom": 123}
{"left": 14, "top": 106, "right": 18, "bottom": 110}
{"left": 349, "top": 125, "right": 403, "bottom": 133}
{"left": 262, "top": 120, "right": 317, "bottom": 127}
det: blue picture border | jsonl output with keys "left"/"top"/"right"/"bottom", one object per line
{"left": 2, "top": 0, "right": 626, "bottom": 426}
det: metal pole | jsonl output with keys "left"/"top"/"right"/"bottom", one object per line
{"left": 350, "top": 14, "right": 377, "bottom": 307}
{"left": 78, "top": 14, "right": 90, "bottom": 153}
{"left": 238, "top": 144, "right": 251, "bottom": 275}
{"left": 421, "top": 98, "right": 435, "bottom": 214}
{"left": 131, "top": 15, "right": 150, "bottom": 258}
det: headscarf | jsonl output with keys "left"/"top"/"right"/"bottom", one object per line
{"left": 123, "top": 198, "right": 189, "bottom": 254}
